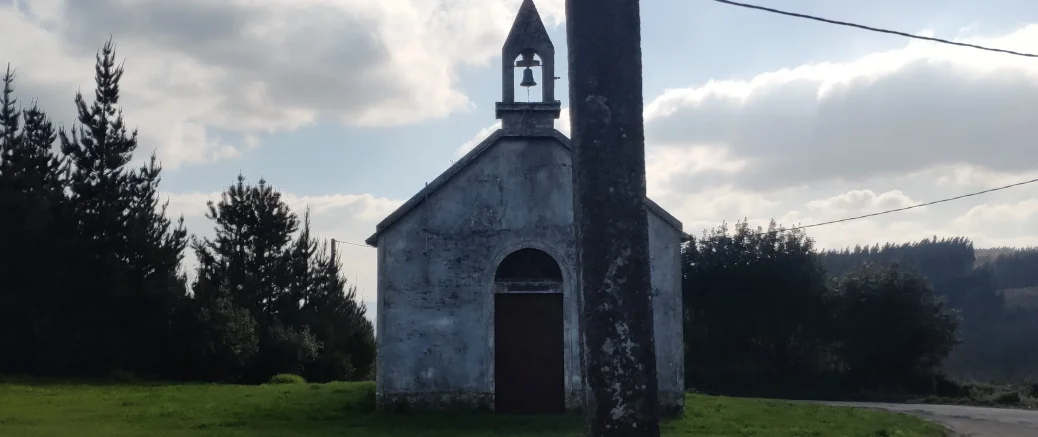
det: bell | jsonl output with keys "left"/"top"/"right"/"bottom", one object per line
{"left": 519, "top": 67, "right": 537, "bottom": 88}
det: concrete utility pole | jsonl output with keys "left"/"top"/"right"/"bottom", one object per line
{"left": 565, "top": 0, "right": 661, "bottom": 436}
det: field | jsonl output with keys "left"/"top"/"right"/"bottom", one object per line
{"left": 1002, "top": 286, "right": 1038, "bottom": 309}
{"left": 0, "top": 379, "right": 947, "bottom": 437}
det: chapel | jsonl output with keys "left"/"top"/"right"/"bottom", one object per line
{"left": 364, "top": 0, "right": 686, "bottom": 415}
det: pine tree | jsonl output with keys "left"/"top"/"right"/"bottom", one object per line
{"left": 282, "top": 208, "right": 318, "bottom": 324}
{"left": 122, "top": 153, "right": 190, "bottom": 376}
{"left": 0, "top": 64, "right": 20, "bottom": 160}
{"left": 193, "top": 174, "right": 299, "bottom": 321}
{"left": 0, "top": 64, "right": 24, "bottom": 373}
{"left": 14, "top": 104, "right": 65, "bottom": 196}
{"left": 55, "top": 38, "right": 189, "bottom": 376}
{"left": 60, "top": 38, "right": 137, "bottom": 256}
{"left": 193, "top": 174, "right": 319, "bottom": 381}
{"left": 0, "top": 65, "right": 75, "bottom": 375}
{"left": 301, "top": 239, "right": 374, "bottom": 381}
{"left": 55, "top": 38, "right": 139, "bottom": 374}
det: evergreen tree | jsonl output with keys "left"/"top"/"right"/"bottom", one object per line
{"left": 682, "top": 220, "right": 833, "bottom": 397}
{"left": 282, "top": 208, "right": 319, "bottom": 325}
{"left": 192, "top": 174, "right": 299, "bottom": 321}
{"left": 191, "top": 175, "right": 374, "bottom": 382}
{"left": 0, "top": 67, "right": 73, "bottom": 374}
{"left": 0, "top": 64, "right": 24, "bottom": 372}
{"left": 60, "top": 38, "right": 137, "bottom": 256}
{"left": 55, "top": 38, "right": 188, "bottom": 375}
{"left": 13, "top": 104, "right": 65, "bottom": 196}
{"left": 0, "top": 64, "right": 19, "bottom": 159}
{"left": 192, "top": 175, "right": 309, "bottom": 381}
{"left": 301, "top": 240, "right": 375, "bottom": 382}
{"left": 181, "top": 276, "right": 260, "bottom": 382}
{"left": 122, "top": 153, "right": 190, "bottom": 375}
{"left": 829, "top": 262, "right": 960, "bottom": 388}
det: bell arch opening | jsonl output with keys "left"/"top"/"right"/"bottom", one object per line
{"left": 494, "top": 247, "right": 562, "bottom": 283}
{"left": 512, "top": 51, "right": 545, "bottom": 103}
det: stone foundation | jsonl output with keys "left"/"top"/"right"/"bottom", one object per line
{"left": 659, "top": 390, "right": 686, "bottom": 418}
{"left": 377, "top": 389, "right": 685, "bottom": 416}
{"left": 376, "top": 391, "right": 494, "bottom": 412}
{"left": 565, "top": 390, "right": 686, "bottom": 417}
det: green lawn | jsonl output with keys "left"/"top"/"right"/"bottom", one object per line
{"left": 0, "top": 380, "right": 947, "bottom": 437}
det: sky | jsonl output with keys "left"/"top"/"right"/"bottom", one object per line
{"left": 3, "top": 0, "right": 1038, "bottom": 317}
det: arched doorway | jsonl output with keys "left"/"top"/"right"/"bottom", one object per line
{"left": 493, "top": 248, "right": 566, "bottom": 414}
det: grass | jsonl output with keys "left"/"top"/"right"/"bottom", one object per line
{"left": 1001, "top": 286, "right": 1038, "bottom": 309}
{"left": 0, "top": 379, "right": 948, "bottom": 437}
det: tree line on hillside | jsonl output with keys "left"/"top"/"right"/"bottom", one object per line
{"left": 683, "top": 222, "right": 1038, "bottom": 401}
{"left": 0, "top": 40, "right": 373, "bottom": 383}
{"left": 981, "top": 248, "right": 1038, "bottom": 289}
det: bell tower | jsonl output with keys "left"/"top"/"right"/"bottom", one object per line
{"left": 496, "top": 0, "right": 562, "bottom": 136}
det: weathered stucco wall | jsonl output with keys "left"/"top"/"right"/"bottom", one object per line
{"left": 375, "top": 134, "right": 684, "bottom": 413}
{"left": 648, "top": 211, "right": 686, "bottom": 414}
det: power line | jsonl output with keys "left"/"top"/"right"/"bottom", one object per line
{"left": 331, "top": 238, "right": 371, "bottom": 249}
{"left": 786, "top": 177, "right": 1038, "bottom": 232}
{"left": 711, "top": 0, "right": 1038, "bottom": 58}
{"left": 329, "top": 177, "right": 1037, "bottom": 245}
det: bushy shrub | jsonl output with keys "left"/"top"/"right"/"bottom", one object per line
{"left": 258, "top": 323, "right": 322, "bottom": 378}
{"left": 108, "top": 368, "right": 138, "bottom": 383}
{"left": 991, "top": 390, "right": 1022, "bottom": 405}
{"left": 268, "top": 373, "right": 306, "bottom": 384}
{"left": 307, "top": 351, "right": 355, "bottom": 383}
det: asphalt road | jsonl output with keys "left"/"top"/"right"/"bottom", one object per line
{"left": 820, "top": 401, "right": 1038, "bottom": 437}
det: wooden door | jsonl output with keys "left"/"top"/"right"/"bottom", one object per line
{"left": 494, "top": 292, "right": 566, "bottom": 414}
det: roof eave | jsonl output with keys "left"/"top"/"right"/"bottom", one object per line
{"left": 643, "top": 197, "right": 683, "bottom": 232}
{"left": 369, "top": 129, "right": 507, "bottom": 240}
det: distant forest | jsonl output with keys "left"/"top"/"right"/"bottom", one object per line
{"left": 821, "top": 240, "right": 1038, "bottom": 384}
{"left": 682, "top": 222, "right": 1038, "bottom": 401}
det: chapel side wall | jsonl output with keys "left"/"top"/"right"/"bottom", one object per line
{"left": 376, "top": 136, "right": 584, "bottom": 411}
{"left": 648, "top": 212, "right": 686, "bottom": 415}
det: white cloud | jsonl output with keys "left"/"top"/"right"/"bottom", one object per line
{"left": 949, "top": 199, "right": 1038, "bottom": 244}
{"left": 922, "top": 164, "right": 1038, "bottom": 189}
{"left": 456, "top": 122, "right": 502, "bottom": 157}
{"left": 662, "top": 177, "right": 1038, "bottom": 252}
{"left": 556, "top": 107, "right": 571, "bottom": 136}
{"left": 643, "top": 25, "right": 1038, "bottom": 191}
{"left": 634, "top": 24, "right": 1038, "bottom": 251}
{"left": 167, "top": 191, "right": 402, "bottom": 223}
{"left": 2, "top": 0, "right": 564, "bottom": 168}
{"left": 805, "top": 189, "right": 923, "bottom": 215}
{"left": 645, "top": 145, "right": 749, "bottom": 199}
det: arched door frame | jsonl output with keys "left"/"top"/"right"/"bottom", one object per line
{"left": 484, "top": 239, "right": 580, "bottom": 412}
